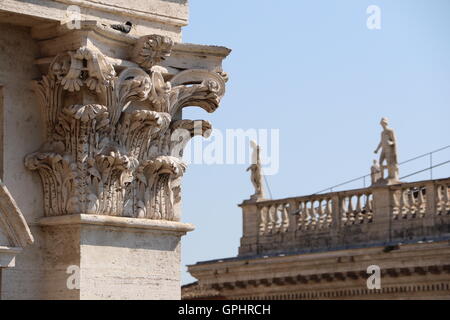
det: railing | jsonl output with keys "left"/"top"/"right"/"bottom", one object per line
{"left": 257, "top": 189, "right": 374, "bottom": 236}
{"left": 314, "top": 145, "right": 450, "bottom": 194}
{"left": 258, "top": 201, "right": 290, "bottom": 235}
{"left": 292, "top": 195, "right": 333, "bottom": 231}
{"left": 239, "top": 177, "right": 450, "bottom": 257}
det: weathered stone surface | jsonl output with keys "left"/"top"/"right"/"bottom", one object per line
{"left": 0, "top": 180, "right": 34, "bottom": 292}
{"left": 187, "top": 240, "right": 450, "bottom": 300}
{"left": 0, "top": 23, "right": 44, "bottom": 225}
{"left": 0, "top": 182, "right": 34, "bottom": 249}
{"left": 187, "top": 146, "right": 450, "bottom": 300}
{"left": 21, "top": 215, "right": 191, "bottom": 300}
{"left": 0, "top": 0, "right": 230, "bottom": 300}
{"left": 0, "top": 0, "right": 188, "bottom": 41}
{"left": 25, "top": 25, "right": 228, "bottom": 221}
{"left": 235, "top": 178, "right": 450, "bottom": 257}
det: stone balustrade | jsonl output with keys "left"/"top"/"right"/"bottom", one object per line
{"left": 340, "top": 191, "right": 374, "bottom": 225}
{"left": 239, "top": 177, "right": 450, "bottom": 257}
{"left": 391, "top": 182, "right": 427, "bottom": 220}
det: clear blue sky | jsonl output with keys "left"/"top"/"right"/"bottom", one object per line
{"left": 180, "top": 0, "right": 450, "bottom": 284}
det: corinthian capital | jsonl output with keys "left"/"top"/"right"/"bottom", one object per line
{"left": 27, "top": 33, "right": 228, "bottom": 222}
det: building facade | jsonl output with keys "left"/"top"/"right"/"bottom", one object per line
{"left": 0, "top": 0, "right": 230, "bottom": 299}
{"left": 185, "top": 168, "right": 450, "bottom": 299}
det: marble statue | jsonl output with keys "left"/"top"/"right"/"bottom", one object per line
{"left": 247, "top": 140, "right": 264, "bottom": 200}
{"left": 374, "top": 117, "right": 400, "bottom": 184}
{"left": 371, "top": 159, "right": 382, "bottom": 185}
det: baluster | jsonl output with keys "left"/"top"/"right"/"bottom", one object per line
{"left": 409, "top": 189, "right": 417, "bottom": 218}
{"left": 348, "top": 196, "right": 355, "bottom": 224}
{"left": 301, "top": 201, "right": 308, "bottom": 229}
{"left": 341, "top": 197, "right": 348, "bottom": 224}
{"left": 361, "top": 194, "right": 367, "bottom": 223}
{"left": 310, "top": 201, "right": 317, "bottom": 228}
{"left": 444, "top": 185, "right": 450, "bottom": 214}
{"left": 418, "top": 187, "right": 426, "bottom": 217}
{"left": 318, "top": 199, "right": 325, "bottom": 229}
{"left": 326, "top": 199, "right": 333, "bottom": 226}
{"left": 304, "top": 201, "right": 311, "bottom": 229}
{"left": 268, "top": 205, "right": 277, "bottom": 233}
{"left": 282, "top": 203, "right": 289, "bottom": 232}
{"left": 297, "top": 201, "right": 304, "bottom": 230}
{"left": 277, "top": 204, "right": 284, "bottom": 231}
{"left": 275, "top": 204, "right": 281, "bottom": 231}
{"left": 436, "top": 185, "right": 444, "bottom": 215}
{"left": 392, "top": 190, "right": 400, "bottom": 219}
{"left": 259, "top": 206, "right": 268, "bottom": 235}
{"left": 401, "top": 189, "right": 410, "bottom": 219}
{"left": 356, "top": 194, "right": 363, "bottom": 223}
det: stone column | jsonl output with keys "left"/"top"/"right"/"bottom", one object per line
{"left": 370, "top": 186, "right": 393, "bottom": 243}
{"left": 238, "top": 200, "right": 261, "bottom": 257}
{"left": 1, "top": 21, "right": 229, "bottom": 299}
{"left": 330, "top": 195, "right": 341, "bottom": 246}
{"left": 37, "top": 215, "right": 194, "bottom": 299}
{"left": 424, "top": 181, "right": 437, "bottom": 231}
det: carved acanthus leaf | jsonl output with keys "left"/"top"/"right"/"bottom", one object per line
{"left": 168, "top": 69, "right": 227, "bottom": 116}
{"left": 63, "top": 104, "right": 109, "bottom": 123}
{"left": 171, "top": 120, "right": 212, "bottom": 138}
{"left": 143, "top": 156, "right": 187, "bottom": 178}
{"left": 169, "top": 120, "right": 212, "bottom": 158}
{"left": 58, "top": 47, "right": 116, "bottom": 93}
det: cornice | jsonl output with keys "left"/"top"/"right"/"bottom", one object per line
{"left": 38, "top": 214, "right": 195, "bottom": 234}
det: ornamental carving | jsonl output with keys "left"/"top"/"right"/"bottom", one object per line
{"left": 26, "top": 35, "right": 227, "bottom": 221}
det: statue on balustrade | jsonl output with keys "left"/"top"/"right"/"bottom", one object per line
{"left": 374, "top": 117, "right": 400, "bottom": 185}
{"left": 247, "top": 140, "right": 264, "bottom": 200}
{"left": 371, "top": 160, "right": 382, "bottom": 185}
